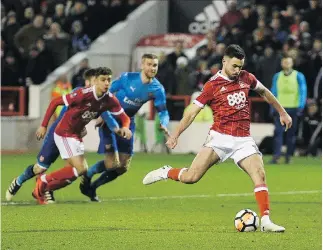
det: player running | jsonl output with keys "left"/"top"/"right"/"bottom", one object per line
{"left": 143, "top": 45, "right": 292, "bottom": 232}
{"left": 5, "top": 68, "right": 99, "bottom": 203}
{"left": 32, "top": 67, "right": 132, "bottom": 204}
{"left": 80, "top": 53, "right": 170, "bottom": 201}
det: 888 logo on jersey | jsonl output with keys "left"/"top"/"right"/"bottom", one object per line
{"left": 82, "top": 111, "right": 98, "bottom": 122}
{"left": 226, "top": 91, "right": 247, "bottom": 109}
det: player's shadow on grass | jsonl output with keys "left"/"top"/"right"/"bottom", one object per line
{"left": 3, "top": 227, "right": 238, "bottom": 234}
{"left": 2, "top": 199, "right": 321, "bottom": 207}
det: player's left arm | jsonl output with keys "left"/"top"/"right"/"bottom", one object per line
{"left": 153, "top": 87, "right": 170, "bottom": 137}
{"left": 297, "top": 72, "right": 307, "bottom": 111}
{"left": 36, "top": 96, "right": 65, "bottom": 140}
{"left": 108, "top": 94, "right": 132, "bottom": 139}
{"left": 252, "top": 75, "right": 292, "bottom": 131}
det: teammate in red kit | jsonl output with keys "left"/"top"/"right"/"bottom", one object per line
{"left": 33, "top": 67, "right": 132, "bottom": 204}
{"left": 143, "top": 45, "right": 292, "bottom": 232}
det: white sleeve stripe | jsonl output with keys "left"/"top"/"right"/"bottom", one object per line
{"left": 193, "top": 100, "right": 204, "bottom": 108}
{"left": 62, "top": 95, "right": 69, "bottom": 106}
{"left": 110, "top": 108, "right": 124, "bottom": 115}
{"left": 253, "top": 80, "right": 261, "bottom": 90}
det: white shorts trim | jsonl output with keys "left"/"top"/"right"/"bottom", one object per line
{"left": 203, "top": 130, "right": 262, "bottom": 165}
{"left": 54, "top": 133, "right": 85, "bottom": 159}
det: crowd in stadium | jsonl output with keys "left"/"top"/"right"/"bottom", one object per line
{"left": 157, "top": 0, "right": 321, "bottom": 100}
{"left": 1, "top": 0, "right": 144, "bottom": 86}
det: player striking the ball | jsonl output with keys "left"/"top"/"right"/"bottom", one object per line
{"left": 33, "top": 67, "right": 132, "bottom": 204}
{"left": 143, "top": 45, "right": 292, "bottom": 232}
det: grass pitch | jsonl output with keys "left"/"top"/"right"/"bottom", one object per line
{"left": 1, "top": 153, "right": 322, "bottom": 249}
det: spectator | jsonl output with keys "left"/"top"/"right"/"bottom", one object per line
{"left": 270, "top": 55, "right": 307, "bottom": 164}
{"left": 167, "top": 41, "right": 188, "bottom": 70}
{"left": 65, "top": 1, "right": 88, "bottom": 33}
{"left": 45, "top": 16, "right": 53, "bottom": 29}
{"left": 71, "top": 58, "right": 90, "bottom": 89}
{"left": 189, "top": 45, "right": 210, "bottom": 71}
{"left": 188, "top": 60, "right": 210, "bottom": 92}
{"left": 270, "top": 18, "right": 288, "bottom": 45}
{"left": 25, "top": 38, "right": 53, "bottom": 85}
{"left": 303, "top": 0, "right": 322, "bottom": 34}
{"left": 257, "top": 46, "right": 281, "bottom": 89}
{"left": 306, "top": 38, "right": 322, "bottom": 96}
{"left": 71, "top": 20, "right": 91, "bottom": 54}
{"left": 14, "top": 15, "right": 45, "bottom": 58}
{"left": 156, "top": 51, "right": 175, "bottom": 96}
{"left": 301, "top": 100, "right": 321, "bottom": 156}
{"left": 239, "top": 2, "right": 257, "bottom": 34}
{"left": 20, "top": 7, "right": 34, "bottom": 26}
{"left": 174, "top": 56, "right": 192, "bottom": 95}
{"left": 44, "top": 22, "right": 70, "bottom": 68}
{"left": 281, "top": 4, "right": 296, "bottom": 28}
{"left": 2, "top": 11, "right": 20, "bottom": 50}
{"left": 108, "top": 0, "right": 128, "bottom": 28}
{"left": 313, "top": 68, "right": 322, "bottom": 102}
{"left": 52, "top": 3, "right": 67, "bottom": 30}
{"left": 215, "top": 26, "right": 231, "bottom": 44}
{"left": 255, "top": 4, "right": 268, "bottom": 21}
{"left": 208, "top": 43, "right": 225, "bottom": 68}
{"left": 218, "top": 0, "right": 242, "bottom": 30}
{"left": 1, "top": 51, "right": 21, "bottom": 86}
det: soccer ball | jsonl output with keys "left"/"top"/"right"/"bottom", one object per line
{"left": 234, "top": 209, "right": 259, "bottom": 232}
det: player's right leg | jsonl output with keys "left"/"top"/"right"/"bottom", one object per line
{"left": 143, "top": 146, "right": 220, "bottom": 185}
{"left": 33, "top": 133, "right": 87, "bottom": 204}
{"left": 238, "top": 154, "right": 285, "bottom": 232}
{"left": 6, "top": 134, "right": 59, "bottom": 202}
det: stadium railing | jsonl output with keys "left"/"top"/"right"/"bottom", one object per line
{"left": 1, "top": 87, "right": 26, "bottom": 116}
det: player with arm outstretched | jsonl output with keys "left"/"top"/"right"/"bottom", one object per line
{"left": 143, "top": 45, "right": 292, "bottom": 232}
{"left": 5, "top": 68, "right": 98, "bottom": 203}
{"left": 32, "top": 67, "right": 132, "bottom": 204}
{"left": 80, "top": 54, "right": 170, "bottom": 201}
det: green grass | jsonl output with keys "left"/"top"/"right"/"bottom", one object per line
{"left": 1, "top": 153, "right": 322, "bottom": 250}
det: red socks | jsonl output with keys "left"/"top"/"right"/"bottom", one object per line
{"left": 167, "top": 168, "right": 188, "bottom": 181}
{"left": 46, "top": 178, "right": 76, "bottom": 192}
{"left": 254, "top": 184, "right": 270, "bottom": 217}
{"left": 43, "top": 166, "right": 78, "bottom": 192}
{"left": 167, "top": 168, "right": 181, "bottom": 181}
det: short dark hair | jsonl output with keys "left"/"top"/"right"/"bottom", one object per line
{"left": 142, "top": 53, "right": 158, "bottom": 60}
{"left": 224, "top": 44, "right": 245, "bottom": 59}
{"left": 83, "top": 68, "right": 96, "bottom": 80}
{"left": 94, "top": 67, "right": 113, "bottom": 76}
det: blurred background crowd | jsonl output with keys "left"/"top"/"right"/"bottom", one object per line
{"left": 1, "top": 0, "right": 144, "bottom": 86}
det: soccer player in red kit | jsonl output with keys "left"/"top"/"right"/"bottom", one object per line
{"left": 33, "top": 67, "right": 132, "bottom": 204}
{"left": 143, "top": 45, "right": 292, "bottom": 232}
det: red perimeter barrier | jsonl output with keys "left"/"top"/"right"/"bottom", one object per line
{"left": 1, "top": 87, "right": 26, "bottom": 116}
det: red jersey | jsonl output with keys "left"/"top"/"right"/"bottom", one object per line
{"left": 194, "top": 70, "right": 260, "bottom": 137}
{"left": 41, "top": 86, "right": 128, "bottom": 139}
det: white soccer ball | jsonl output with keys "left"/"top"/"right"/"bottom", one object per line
{"left": 234, "top": 209, "right": 259, "bottom": 232}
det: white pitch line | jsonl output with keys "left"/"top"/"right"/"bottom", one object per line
{"left": 1, "top": 190, "right": 320, "bottom": 206}
{"left": 216, "top": 190, "right": 322, "bottom": 197}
